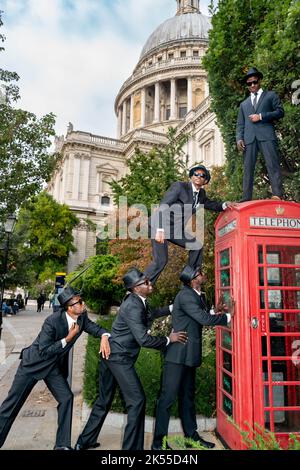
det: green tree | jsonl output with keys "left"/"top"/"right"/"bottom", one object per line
{"left": 109, "top": 127, "right": 190, "bottom": 307}
{"left": 110, "top": 127, "right": 189, "bottom": 209}
{"left": 66, "top": 255, "right": 123, "bottom": 314}
{"left": 9, "top": 192, "right": 79, "bottom": 287}
{"left": 0, "top": 10, "right": 60, "bottom": 222}
{"left": 203, "top": 0, "right": 300, "bottom": 201}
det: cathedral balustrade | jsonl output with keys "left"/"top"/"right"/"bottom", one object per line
{"left": 66, "top": 131, "right": 125, "bottom": 150}
{"left": 117, "top": 55, "right": 205, "bottom": 100}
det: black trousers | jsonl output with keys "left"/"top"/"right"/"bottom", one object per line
{"left": 152, "top": 362, "right": 198, "bottom": 448}
{"left": 243, "top": 139, "right": 283, "bottom": 200}
{"left": 0, "top": 364, "right": 74, "bottom": 448}
{"left": 144, "top": 237, "right": 203, "bottom": 285}
{"left": 77, "top": 359, "right": 146, "bottom": 450}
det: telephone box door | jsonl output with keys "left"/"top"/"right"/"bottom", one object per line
{"left": 248, "top": 236, "right": 300, "bottom": 446}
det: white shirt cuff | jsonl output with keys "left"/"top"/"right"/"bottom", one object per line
{"left": 169, "top": 304, "right": 173, "bottom": 313}
{"left": 166, "top": 336, "right": 170, "bottom": 346}
{"left": 226, "top": 313, "right": 231, "bottom": 324}
{"left": 102, "top": 333, "right": 110, "bottom": 337}
{"left": 157, "top": 228, "right": 164, "bottom": 232}
{"left": 61, "top": 338, "right": 67, "bottom": 348}
{"left": 222, "top": 202, "right": 227, "bottom": 210}
{"left": 259, "top": 113, "right": 262, "bottom": 120}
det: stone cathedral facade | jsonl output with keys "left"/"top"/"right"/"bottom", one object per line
{"left": 48, "top": 0, "right": 226, "bottom": 272}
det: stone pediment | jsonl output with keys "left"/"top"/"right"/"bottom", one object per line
{"left": 96, "top": 162, "right": 118, "bottom": 173}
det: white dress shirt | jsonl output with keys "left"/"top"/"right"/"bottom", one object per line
{"left": 61, "top": 312, "right": 110, "bottom": 348}
{"left": 138, "top": 294, "right": 171, "bottom": 345}
{"left": 251, "top": 88, "right": 263, "bottom": 120}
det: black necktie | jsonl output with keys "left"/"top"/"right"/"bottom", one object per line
{"left": 192, "top": 191, "right": 198, "bottom": 209}
{"left": 253, "top": 92, "right": 258, "bottom": 110}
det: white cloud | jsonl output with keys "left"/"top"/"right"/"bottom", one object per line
{"left": 1, "top": 0, "right": 211, "bottom": 138}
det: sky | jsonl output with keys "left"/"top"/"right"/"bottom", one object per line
{"left": 1, "top": 0, "right": 210, "bottom": 139}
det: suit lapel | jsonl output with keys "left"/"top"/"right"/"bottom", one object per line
{"left": 255, "top": 90, "right": 267, "bottom": 112}
{"left": 61, "top": 310, "right": 69, "bottom": 338}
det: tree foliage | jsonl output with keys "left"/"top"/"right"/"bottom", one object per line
{"left": 109, "top": 127, "right": 190, "bottom": 307}
{"left": 0, "top": 10, "right": 60, "bottom": 222}
{"left": 203, "top": 0, "right": 300, "bottom": 201}
{"left": 110, "top": 127, "right": 189, "bottom": 210}
{"left": 66, "top": 255, "right": 124, "bottom": 314}
{"left": 8, "top": 192, "right": 79, "bottom": 287}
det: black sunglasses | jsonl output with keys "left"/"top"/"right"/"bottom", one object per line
{"left": 193, "top": 172, "right": 206, "bottom": 178}
{"left": 136, "top": 279, "right": 150, "bottom": 287}
{"left": 69, "top": 299, "right": 83, "bottom": 307}
{"left": 246, "top": 80, "right": 259, "bottom": 86}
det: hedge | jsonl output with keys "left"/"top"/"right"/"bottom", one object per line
{"left": 83, "top": 316, "right": 217, "bottom": 417}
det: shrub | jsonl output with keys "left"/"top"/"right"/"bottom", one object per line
{"left": 83, "top": 316, "right": 217, "bottom": 417}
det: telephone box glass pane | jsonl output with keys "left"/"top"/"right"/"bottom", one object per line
{"left": 266, "top": 246, "right": 300, "bottom": 264}
{"left": 272, "top": 385, "right": 300, "bottom": 407}
{"left": 270, "top": 336, "right": 300, "bottom": 357}
{"left": 274, "top": 411, "right": 300, "bottom": 432}
{"left": 223, "top": 372, "right": 232, "bottom": 395}
{"left": 220, "top": 249, "right": 230, "bottom": 267}
{"left": 222, "top": 395, "right": 233, "bottom": 417}
{"left": 221, "top": 330, "right": 232, "bottom": 351}
{"left": 223, "top": 350, "right": 232, "bottom": 372}
{"left": 271, "top": 360, "right": 300, "bottom": 381}
{"left": 220, "top": 269, "right": 230, "bottom": 287}
{"left": 269, "top": 312, "right": 300, "bottom": 332}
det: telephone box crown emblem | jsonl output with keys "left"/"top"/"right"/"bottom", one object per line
{"left": 275, "top": 205, "right": 285, "bottom": 215}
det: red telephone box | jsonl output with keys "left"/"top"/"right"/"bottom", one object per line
{"left": 214, "top": 200, "right": 300, "bottom": 449}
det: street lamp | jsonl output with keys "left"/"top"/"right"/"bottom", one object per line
{"left": 0, "top": 214, "right": 17, "bottom": 340}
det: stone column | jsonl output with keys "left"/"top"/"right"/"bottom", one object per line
{"left": 72, "top": 155, "right": 81, "bottom": 200}
{"left": 130, "top": 95, "right": 134, "bottom": 130}
{"left": 117, "top": 108, "right": 122, "bottom": 138}
{"left": 82, "top": 156, "right": 90, "bottom": 201}
{"left": 141, "top": 88, "right": 146, "bottom": 127}
{"left": 122, "top": 101, "right": 127, "bottom": 135}
{"left": 187, "top": 77, "right": 193, "bottom": 112}
{"left": 170, "top": 79, "right": 176, "bottom": 120}
{"left": 154, "top": 82, "right": 160, "bottom": 122}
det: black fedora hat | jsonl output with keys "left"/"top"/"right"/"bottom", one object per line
{"left": 244, "top": 67, "right": 263, "bottom": 82}
{"left": 189, "top": 164, "right": 211, "bottom": 184}
{"left": 123, "top": 268, "right": 147, "bottom": 290}
{"left": 179, "top": 265, "right": 200, "bottom": 285}
{"left": 58, "top": 286, "right": 80, "bottom": 307}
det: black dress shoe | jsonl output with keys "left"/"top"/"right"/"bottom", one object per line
{"left": 185, "top": 435, "right": 216, "bottom": 449}
{"left": 75, "top": 442, "right": 100, "bottom": 451}
{"left": 54, "top": 446, "right": 73, "bottom": 450}
{"left": 151, "top": 443, "right": 172, "bottom": 450}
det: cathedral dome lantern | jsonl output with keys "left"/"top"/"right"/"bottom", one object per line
{"left": 115, "top": 0, "right": 211, "bottom": 139}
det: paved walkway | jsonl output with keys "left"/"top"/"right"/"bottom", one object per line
{"left": 0, "top": 303, "right": 222, "bottom": 450}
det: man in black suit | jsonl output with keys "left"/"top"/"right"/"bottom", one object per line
{"left": 144, "top": 165, "right": 236, "bottom": 284}
{"left": 75, "top": 268, "right": 187, "bottom": 451}
{"left": 236, "top": 67, "right": 284, "bottom": 201}
{"left": 0, "top": 287, "right": 110, "bottom": 450}
{"left": 152, "top": 266, "right": 232, "bottom": 450}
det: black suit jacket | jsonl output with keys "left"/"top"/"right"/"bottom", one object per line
{"left": 165, "top": 286, "right": 227, "bottom": 367}
{"left": 108, "top": 293, "right": 170, "bottom": 364}
{"left": 20, "top": 310, "right": 108, "bottom": 380}
{"left": 236, "top": 90, "right": 284, "bottom": 144}
{"left": 150, "top": 181, "right": 224, "bottom": 235}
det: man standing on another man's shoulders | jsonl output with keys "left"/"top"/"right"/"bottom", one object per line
{"left": 236, "top": 67, "right": 284, "bottom": 202}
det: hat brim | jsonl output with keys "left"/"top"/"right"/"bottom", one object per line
{"left": 130, "top": 275, "right": 148, "bottom": 289}
{"left": 244, "top": 71, "right": 263, "bottom": 82}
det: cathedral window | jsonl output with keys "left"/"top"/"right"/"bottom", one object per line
{"left": 180, "top": 50, "right": 186, "bottom": 58}
{"left": 193, "top": 50, "right": 199, "bottom": 57}
{"left": 179, "top": 106, "right": 187, "bottom": 118}
{"left": 157, "top": 55, "right": 162, "bottom": 62}
{"left": 101, "top": 196, "right": 110, "bottom": 206}
{"left": 168, "top": 52, "right": 174, "bottom": 59}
